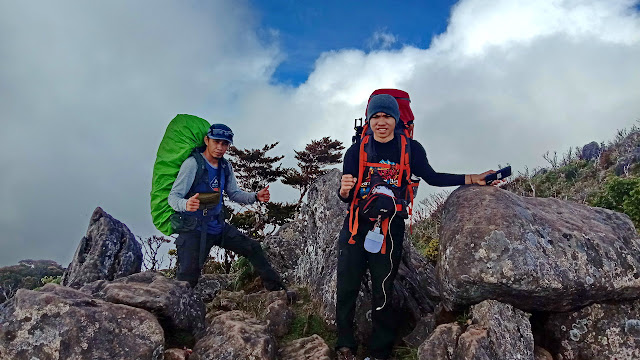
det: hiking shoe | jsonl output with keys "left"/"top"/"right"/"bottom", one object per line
{"left": 336, "top": 347, "right": 356, "bottom": 360}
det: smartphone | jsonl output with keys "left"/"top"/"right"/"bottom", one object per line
{"left": 484, "top": 166, "right": 512, "bottom": 184}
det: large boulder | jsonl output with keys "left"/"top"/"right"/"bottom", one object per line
{"left": 417, "top": 323, "right": 462, "bottom": 360}
{"left": 263, "top": 169, "right": 440, "bottom": 337}
{"left": 580, "top": 141, "right": 601, "bottom": 161}
{"left": 190, "top": 310, "right": 276, "bottom": 360}
{"left": 207, "top": 289, "right": 293, "bottom": 337}
{"left": 278, "top": 334, "right": 332, "bottom": 360}
{"left": 437, "top": 185, "right": 640, "bottom": 312}
{"left": 80, "top": 271, "right": 205, "bottom": 344}
{"left": 0, "top": 284, "right": 164, "bottom": 360}
{"left": 542, "top": 299, "right": 640, "bottom": 359}
{"left": 62, "top": 207, "right": 142, "bottom": 288}
{"left": 418, "top": 300, "right": 534, "bottom": 360}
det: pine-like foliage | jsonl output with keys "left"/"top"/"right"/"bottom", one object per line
{"left": 227, "top": 142, "right": 287, "bottom": 192}
{"left": 226, "top": 142, "right": 296, "bottom": 238}
{"left": 282, "top": 136, "right": 345, "bottom": 203}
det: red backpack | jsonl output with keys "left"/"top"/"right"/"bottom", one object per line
{"left": 348, "top": 89, "right": 419, "bottom": 252}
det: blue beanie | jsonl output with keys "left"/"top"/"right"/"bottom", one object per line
{"left": 366, "top": 94, "right": 400, "bottom": 123}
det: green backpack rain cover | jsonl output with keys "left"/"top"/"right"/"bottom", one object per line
{"left": 151, "top": 114, "right": 210, "bottom": 235}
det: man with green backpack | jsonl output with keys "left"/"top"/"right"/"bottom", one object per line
{"left": 156, "top": 119, "right": 285, "bottom": 290}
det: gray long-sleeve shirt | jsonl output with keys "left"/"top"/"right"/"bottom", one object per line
{"left": 168, "top": 155, "right": 257, "bottom": 212}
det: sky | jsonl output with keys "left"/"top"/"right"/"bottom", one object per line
{"left": 1, "top": 0, "right": 640, "bottom": 267}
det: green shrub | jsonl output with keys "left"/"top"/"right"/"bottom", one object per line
{"left": 589, "top": 176, "right": 640, "bottom": 230}
{"left": 423, "top": 238, "right": 439, "bottom": 263}
{"left": 41, "top": 275, "right": 62, "bottom": 285}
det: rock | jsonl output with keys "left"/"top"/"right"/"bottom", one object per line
{"left": 0, "top": 283, "right": 164, "bottom": 360}
{"left": 542, "top": 299, "right": 640, "bottom": 359}
{"left": 80, "top": 271, "right": 205, "bottom": 345}
{"left": 403, "top": 314, "right": 436, "bottom": 348}
{"left": 417, "top": 323, "right": 462, "bottom": 360}
{"left": 194, "top": 273, "right": 231, "bottom": 303}
{"left": 614, "top": 146, "right": 640, "bottom": 175}
{"left": 207, "top": 289, "right": 293, "bottom": 337}
{"left": 581, "top": 141, "right": 601, "bottom": 161}
{"left": 580, "top": 141, "right": 602, "bottom": 161}
{"left": 263, "top": 169, "right": 440, "bottom": 336}
{"left": 278, "top": 334, "right": 332, "bottom": 360}
{"left": 534, "top": 346, "right": 553, "bottom": 360}
{"left": 419, "top": 300, "right": 535, "bottom": 360}
{"left": 469, "top": 300, "right": 534, "bottom": 359}
{"left": 62, "top": 207, "right": 142, "bottom": 288}
{"left": 190, "top": 310, "right": 276, "bottom": 360}
{"left": 453, "top": 325, "right": 493, "bottom": 360}
{"left": 437, "top": 185, "right": 640, "bottom": 312}
{"left": 165, "top": 348, "right": 191, "bottom": 360}
{"left": 265, "top": 299, "right": 294, "bottom": 337}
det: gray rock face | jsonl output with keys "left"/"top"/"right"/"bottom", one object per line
{"left": 0, "top": 284, "right": 164, "bottom": 360}
{"left": 278, "top": 334, "right": 332, "bottom": 360}
{"left": 263, "top": 168, "right": 440, "bottom": 335}
{"left": 418, "top": 300, "right": 534, "bottom": 360}
{"left": 581, "top": 141, "right": 601, "bottom": 161}
{"left": 437, "top": 185, "right": 640, "bottom": 312}
{"left": 264, "top": 299, "right": 294, "bottom": 337}
{"left": 404, "top": 314, "right": 436, "bottom": 348}
{"left": 454, "top": 325, "right": 493, "bottom": 360}
{"left": 469, "top": 300, "right": 534, "bottom": 359}
{"left": 62, "top": 207, "right": 142, "bottom": 288}
{"left": 542, "top": 299, "right": 640, "bottom": 359}
{"left": 191, "top": 310, "right": 276, "bottom": 360}
{"left": 80, "top": 271, "right": 205, "bottom": 342}
{"left": 614, "top": 146, "right": 640, "bottom": 175}
{"left": 417, "top": 323, "right": 462, "bottom": 360}
{"left": 194, "top": 273, "right": 231, "bottom": 303}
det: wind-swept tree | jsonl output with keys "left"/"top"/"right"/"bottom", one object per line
{"left": 227, "top": 142, "right": 296, "bottom": 238}
{"left": 282, "top": 136, "right": 344, "bottom": 204}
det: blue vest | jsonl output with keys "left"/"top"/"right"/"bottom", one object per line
{"left": 187, "top": 155, "right": 228, "bottom": 235}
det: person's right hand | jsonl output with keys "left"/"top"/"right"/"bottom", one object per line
{"left": 340, "top": 175, "right": 357, "bottom": 198}
{"left": 186, "top": 193, "right": 200, "bottom": 212}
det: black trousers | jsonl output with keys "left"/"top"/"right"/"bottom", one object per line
{"left": 336, "top": 217, "right": 404, "bottom": 359}
{"left": 175, "top": 223, "right": 283, "bottom": 290}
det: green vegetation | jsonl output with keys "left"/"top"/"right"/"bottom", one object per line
{"left": 281, "top": 287, "right": 336, "bottom": 347}
{"left": 1, "top": 260, "right": 64, "bottom": 302}
{"left": 589, "top": 176, "right": 640, "bottom": 229}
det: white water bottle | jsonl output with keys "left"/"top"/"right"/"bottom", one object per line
{"left": 364, "top": 226, "right": 384, "bottom": 253}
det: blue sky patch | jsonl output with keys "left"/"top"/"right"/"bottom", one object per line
{"left": 251, "top": 0, "right": 458, "bottom": 85}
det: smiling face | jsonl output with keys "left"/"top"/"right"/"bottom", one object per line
{"left": 204, "top": 137, "right": 230, "bottom": 161}
{"left": 369, "top": 112, "right": 396, "bottom": 142}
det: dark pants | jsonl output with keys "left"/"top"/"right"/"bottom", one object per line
{"left": 175, "top": 223, "right": 283, "bottom": 290}
{"left": 336, "top": 217, "right": 404, "bottom": 359}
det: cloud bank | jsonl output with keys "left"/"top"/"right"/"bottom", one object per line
{"left": 1, "top": 0, "right": 639, "bottom": 266}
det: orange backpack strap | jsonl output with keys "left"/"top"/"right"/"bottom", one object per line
{"left": 348, "top": 135, "right": 370, "bottom": 243}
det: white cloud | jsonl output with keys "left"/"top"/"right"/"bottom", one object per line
{"left": 434, "top": 0, "right": 640, "bottom": 56}
{"left": 1, "top": 0, "right": 640, "bottom": 267}
{"left": 367, "top": 30, "right": 398, "bottom": 50}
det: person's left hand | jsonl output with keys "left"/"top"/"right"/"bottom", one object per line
{"left": 257, "top": 185, "right": 270, "bottom": 202}
{"left": 471, "top": 170, "right": 504, "bottom": 186}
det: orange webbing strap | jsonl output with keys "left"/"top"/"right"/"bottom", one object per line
{"left": 380, "top": 217, "right": 389, "bottom": 254}
{"left": 348, "top": 135, "right": 370, "bottom": 244}
{"left": 364, "top": 162, "right": 391, "bottom": 168}
{"left": 397, "top": 136, "right": 407, "bottom": 185}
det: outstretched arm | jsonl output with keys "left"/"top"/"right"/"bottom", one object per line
{"left": 225, "top": 162, "right": 259, "bottom": 205}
